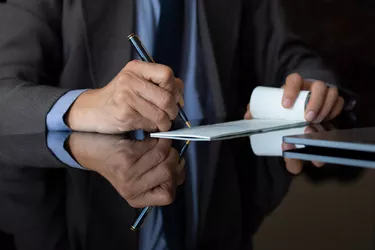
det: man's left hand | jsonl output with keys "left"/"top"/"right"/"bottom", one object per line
{"left": 281, "top": 73, "right": 344, "bottom": 123}
{"left": 244, "top": 73, "right": 345, "bottom": 123}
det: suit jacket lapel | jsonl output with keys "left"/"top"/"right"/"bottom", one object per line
{"left": 80, "top": 0, "right": 134, "bottom": 88}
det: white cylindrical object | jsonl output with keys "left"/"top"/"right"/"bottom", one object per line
{"left": 249, "top": 86, "right": 310, "bottom": 121}
{"left": 250, "top": 126, "right": 307, "bottom": 156}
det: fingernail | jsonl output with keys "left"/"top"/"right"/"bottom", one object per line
{"left": 283, "top": 98, "right": 292, "bottom": 108}
{"left": 179, "top": 96, "right": 185, "bottom": 107}
{"left": 282, "top": 143, "right": 295, "bottom": 151}
{"left": 313, "top": 116, "right": 323, "bottom": 124}
{"left": 306, "top": 111, "right": 316, "bottom": 122}
{"left": 305, "top": 127, "right": 314, "bottom": 134}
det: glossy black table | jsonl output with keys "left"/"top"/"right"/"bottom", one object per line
{"left": 0, "top": 114, "right": 373, "bottom": 250}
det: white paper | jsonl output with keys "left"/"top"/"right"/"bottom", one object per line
{"left": 250, "top": 86, "right": 310, "bottom": 121}
{"left": 151, "top": 87, "right": 310, "bottom": 141}
{"left": 151, "top": 119, "right": 307, "bottom": 141}
{"left": 250, "top": 126, "right": 307, "bottom": 156}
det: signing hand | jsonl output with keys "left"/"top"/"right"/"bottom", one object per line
{"left": 282, "top": 73, "right": 344, "bottom": 123}
{"left": 67, "top": 133, "right": 185, "bottom": 208}
{"left": 66, "top": 60, "right": 184, "bottom": 134}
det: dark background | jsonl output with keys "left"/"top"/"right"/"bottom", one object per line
{"left": 283, "top": 0, "right": 375, "bottom": 113}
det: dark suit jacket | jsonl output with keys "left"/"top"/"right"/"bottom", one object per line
{"left": 0, "top": 0, "right": 336, "bottom": 134}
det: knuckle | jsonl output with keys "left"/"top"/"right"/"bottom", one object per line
{"left": 313, "top": 81, "right": 327, "bottom": 90}
{"left": 119, "top": 153, "right": 135, "bottom": 168}
{"left": 169, "top": 148, "right": 179, "bottom": 161}
{"left": 118, "top": 107, "right": 133, "bottom": 121}
{"left": 161, "top": 164, "right": 174, "bottom": 180}
{"left": 154, "top": 147, "right": 169, "bottom": 163}
{"left": 162, "top": 120, "right": 172, "bottom": 131}
{"left": 286, "top": 73, "right": 302, "bottom": 84}
{"left": 160, "top": 66, "right": 174, "bottom": 81}
{"left": 160, "top": 92, "right": 175, "bottom": 109}
{"left": 153, "top": 108, "right": 168, "bottom": 122}
{"left": 160, "top": 190, "right": 175, "bottom": 205}
{"left": 126, "top": 59, "right": 140, "bottom": 70}
{"left": 114, "top": 90, "right": 129, "bottom": 104}
{"left": 329, "top": 87, "right": 339, "bottom": 97}
{"left": 127, "top": 201, "right": 141, "bottom": 208}
{"left": 158, "top": 138, "right": 173, "bottom": 148}
{"left": 118, "top": 185, "right": 133, "bottom": 200}
{"left": 117, "top": 72, "right": 133, "bottom": 86}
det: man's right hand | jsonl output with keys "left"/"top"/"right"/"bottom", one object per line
{"left": 68, "top": 133, "right": 185, "bottom": 208}
{"left": 66, "top": 60, "right": 184, "bottom": 134}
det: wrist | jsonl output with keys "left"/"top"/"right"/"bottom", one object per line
{"left": 65, "top": 89, "right": 100, "bottom": 132}
{"left": 66, "top": 133, "right": 91, "bottom": 170}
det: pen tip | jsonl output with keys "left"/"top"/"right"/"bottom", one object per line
{"left": 127, "top": 33, "right": 136, "bottom": 40}
{"left": 130, "top": 225, "right": 137, "bottom": 231}
{"left": 186, "top": 121, "right": 192, "bottom": 128}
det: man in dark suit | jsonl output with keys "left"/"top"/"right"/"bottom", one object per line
{"left": 0, "top": 0, "right": 344, "bottom": 134}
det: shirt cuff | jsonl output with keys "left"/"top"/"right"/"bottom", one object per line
{"left": 47, "top": 132, "right": 86, "bottom": 170}
{"left": 46, "top": 89, "right": 89, "bottom": 131}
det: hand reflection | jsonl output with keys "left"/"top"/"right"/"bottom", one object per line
{"left": 282, "top": 125, "right": 326, "bottom": 174}
{"left": 67, "top": 133, "right": 185, "bottom": 208}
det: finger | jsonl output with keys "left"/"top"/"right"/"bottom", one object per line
{"left": 116, "top": 106, "right": 158, "bottom": 132}
{"left": 131, "top": 139, "right": 173, "bottom": 180}
{"left": 131, "top": 80, "right": 179, "bottom": 121}
{"left": 125, "top": 60, "right": 180, "bottom": 102}
{"left": 129, "top": 91, "right": 173, "bottom": 131}
{"left": 314, "top": 124, "right": 326, "bottom": 133}
{"left": 177, "top": 158, "right": 186, "bottom": 186}
{"left": 312, "top": 161, "right": 325, "bottom": 168}
{"left": 176, "top": 158, "right": 185, "bottom": 175}
{"left": 285, "top": 158, "right": 303, "bottom": 175}
{"left": 282, "top": 73, "right": 304, "bottom": 108}
{"left": 305, "top": 81, "right": 328, "bottom": 122}
{"left": 282, "top": 143, "right": 303, "bottom": 175}
{"left": 326, "top": 96, "right": 345, "bottom": 120}
{"left": 129, "top": 180, "right": 177, "bottom": 208}
{"left": 132, "top": 113, "right": 159, "bottom": 132}
{"left": 175, "top": 78, "right": 184, "bottom": 96}
{"left": 135, "top": 147, "right": 180, "bottom": 195}
{"left": 175, "top": 78, "right": 185, "bottom": 108}
{"left": 244, "top": 110, "right": 252, "bottom": 120}
{"left": 313, "top": 87, "right": 339, "bottom": 124}
{"left": 117, "top": 137, "right": 159, "bottom": 158}
{"left": 304, "top": 126, "right": 315, "bottom": 134}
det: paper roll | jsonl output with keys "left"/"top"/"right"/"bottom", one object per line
{"left": 250, "top": 126, "right": 307, "bottom": 156}
{"left": 249, "top": 86, "right": 310, "bottom": 121}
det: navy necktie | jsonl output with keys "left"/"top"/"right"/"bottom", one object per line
{"left": 152, "top": 2, "right": 187, "bottom": 249}
{"left": 153, "top": 0, "right": 185, "bottom": 77}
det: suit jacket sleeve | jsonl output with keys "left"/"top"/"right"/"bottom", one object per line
{"left": 0, "top": 0, "right": 69, "bottom": 134}
{"left": 244, "top": 0, "right": 337, "bottom": 87}
{"left": 0, "top": 133, "right": 67, "bottom": 169}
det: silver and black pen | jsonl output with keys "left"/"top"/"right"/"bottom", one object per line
{"left": 127, "top": 33, "right": 191, "bottom": 231}
{"left": 127, "top": 33, "right": 192, "bottom": 128}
